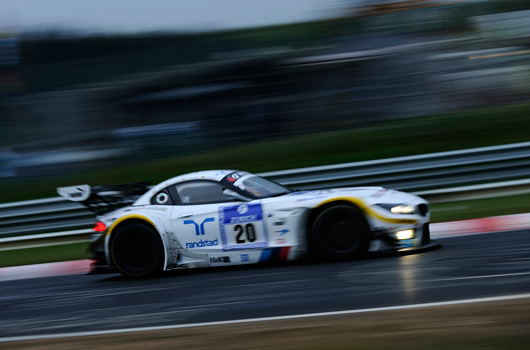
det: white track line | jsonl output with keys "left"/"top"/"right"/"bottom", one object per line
{"left": 2, "top": 293, "right": 530, "bottom": 343}
{"left": 426, "top": 271, "right": 530, "bottom": 282}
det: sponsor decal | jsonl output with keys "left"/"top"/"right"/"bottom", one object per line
{"left": 237, "top": 204, "right": 249, "bottom": 214}
{"left": 401, "top": 239, "right": 413, "bottom": 248}
{"left": 259, "top": 247, "right": 291, "bottom": 263}
{"left": 230, "top": 215, "right": 259, "bottom": 224}
{"left": 371, "top": 189, "right": 396, "bottom": 198}
{"left": 184, "top": 218, "right": 215, "bottom": 236}
{"left": 226, "top": 171, "right": 249, "bottom": 184}
{"left": 275, "top": 238, "right": 286, "bottom": 245}
{"left": 240, "top": 254, "right": 250, "bottom": 262}
{"left": 295, "top": 196, "right": 326, "bottom": 203}
{"left": 223, "top": 204, "right": 263, "bottom": 224}
{"left": 288, "top": 190, "right": 332, "bottom": 196}
{"left": 186, "top": 238, "right": 219, "bottom": 249}
{"left": 210, "top": 256, "right": 231, "bottom": 263}
{"left": 155, "top": 192, "right": 169, "bottom": 204}
{"left": 138, "top": 207, "right": 168, "bottom": 211}
{"left": 278, "top": 229, "right": 289, "bottom": 235}
{"left": 215, "top": 170, "right": 231, "bottom": 178}
{"left": 219, "top": 203, "right": 268, "bottom": 250}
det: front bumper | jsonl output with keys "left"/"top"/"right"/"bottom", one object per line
{"left": 370, "top": 222, "right": 441, "bottom": 254}
{"left": 396, "top": 238, "right": 441, "bottom": 253}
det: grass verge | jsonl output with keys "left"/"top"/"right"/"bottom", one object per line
{"left": 0, "top": 242, "right": 88, "bottom": 268}
{"left": 5, "top": 297, "right": 530, "bottom": 349}
{"left": 430, "top": 192, "right": 530, "bottom": 222}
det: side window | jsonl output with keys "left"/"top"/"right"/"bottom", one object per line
{"left": 174, "top": 181, "right": 236, "bottom": 205}
{"left": 151, "top": 189, "right": 173, "bottom": 205}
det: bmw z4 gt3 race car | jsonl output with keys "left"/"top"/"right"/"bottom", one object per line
{"left": 58, "top": 170, "right": 439, "bottom": 278}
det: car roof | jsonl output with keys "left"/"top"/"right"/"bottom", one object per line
{"left": 174, "top": 169, "right": 235, "bottom": 182}
{"left": 133, "top": 170, "right": 239, "bottom": 206}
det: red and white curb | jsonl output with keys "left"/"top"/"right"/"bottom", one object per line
{"left": 0, "top": 259, "right": 92, "bottom": 282}
{"left": 430, "top": 212, "right": 530, "bottom": 237}
{"left": 1, "top": 213, "right": 529, "bottom": 282}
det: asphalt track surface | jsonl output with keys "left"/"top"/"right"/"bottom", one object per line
{"left": 1, "top": 230, "right": 530, "bottom": 339}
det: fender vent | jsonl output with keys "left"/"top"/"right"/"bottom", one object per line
{"left": 417, "top": 204, "right": 429, "bottom": 216}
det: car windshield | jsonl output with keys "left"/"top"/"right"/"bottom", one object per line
{"left": 222, "top": 172, "right": 292, "bottom": 199}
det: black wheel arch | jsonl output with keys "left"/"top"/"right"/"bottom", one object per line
{"left": 108, "top": 218, "right": 162, "bottom": 246}
{"left": 307, "top": 200, "right": 371, "bottom": 230}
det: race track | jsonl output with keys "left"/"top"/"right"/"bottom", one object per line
{"left": 1, "top": 230, "right": 530, "bottom": 340}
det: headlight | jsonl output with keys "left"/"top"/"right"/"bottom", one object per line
{"left": 396, "top": 229, "right": 415, "bottom": 240}
{"left": 376, "top": 204, "right": 416, "bottom": 215}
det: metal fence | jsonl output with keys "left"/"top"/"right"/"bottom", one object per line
{"left": 1, "top": 141, "right": 530, "bottom": 246}
{"left": 260, "top": 141, "right": 530, "bottom": 190}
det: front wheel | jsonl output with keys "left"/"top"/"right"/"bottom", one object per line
{"left": 310, "top": 205, "right": 371, "bottom": 260}
{"left": 110, "top": 222, "right": 164, "bottom": 278}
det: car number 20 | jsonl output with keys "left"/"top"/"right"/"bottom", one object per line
{"left": 234, "top": 223, "right": 257, "bottom": 243}
{"left": 220, "top": 204, "right": 268, "bottom": 250}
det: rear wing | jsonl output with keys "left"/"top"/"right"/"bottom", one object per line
{"left": 57, "top": 183, "right": 150, "bottom": 214}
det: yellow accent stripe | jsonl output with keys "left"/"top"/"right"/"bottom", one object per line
{"left": 314, "top": 197, "right": 418, "bottom": 225}
{"left": 105, "top": 214, "right": 156, "bottom": 237}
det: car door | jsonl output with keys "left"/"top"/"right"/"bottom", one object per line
{"left": 170, "top": 180, "right": 227, "bottom": 253}
{"left": 169, "top": 180, "right": 269, "bottom": 253}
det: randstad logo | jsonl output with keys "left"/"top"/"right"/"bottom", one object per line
{"left": 184, "top": 217, "right": 215, "bottom": 236}
{"left": 185, "top": 238, "right": 219, "bottom": 249}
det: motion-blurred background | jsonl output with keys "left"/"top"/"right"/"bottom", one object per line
{"left": 1, "top": 0, "right": 530, "bottom": 202}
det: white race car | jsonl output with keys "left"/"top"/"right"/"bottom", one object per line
{"left": 58, "top": 170, "right": 439, "bottom": 277}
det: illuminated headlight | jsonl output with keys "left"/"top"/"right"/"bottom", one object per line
{"left": 396, "top": 229, "right": 415, "bottom": 240}
{"left": 376, "top": 204, "right": 416, "bottom": 215}
{"left": 391, "top": 205, "right": 415, "bottom": 214}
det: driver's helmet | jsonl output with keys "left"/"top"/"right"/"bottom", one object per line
{"left": 242, "top": 179, "right": 266, "bottom": 196}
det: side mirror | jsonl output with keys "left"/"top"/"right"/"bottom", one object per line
{"left": 223, "top": 189, "right": 251, "bottom": 202}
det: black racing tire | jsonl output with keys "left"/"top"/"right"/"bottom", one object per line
{"left": 110, "top": 221, "right": 164, "bottom": 278}
{"left": 310, "top": 205, "right": 371, "bottom": 260}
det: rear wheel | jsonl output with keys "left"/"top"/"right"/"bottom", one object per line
{"left": 310, "top": 205, "right": 370, "bottom": 260}
{"left": 110, "top": 222, "right": 164, "bottom": 278}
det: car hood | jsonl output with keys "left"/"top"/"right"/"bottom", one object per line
{"left": 263, "top": 187, "right": 425, "bottom": 208}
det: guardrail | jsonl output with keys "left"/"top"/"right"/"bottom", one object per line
{"left": 260, "top": 141, "right": 530, "bottom": 190}
{"left": 1, "top": 141, "right": 530, "bottom": 246}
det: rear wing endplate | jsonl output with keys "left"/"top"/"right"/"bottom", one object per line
{"left": 57, "top": 185, "right": 91, "bottom": 202}
{"left": 57, "top": 183, "right": 150, "bottom": 214}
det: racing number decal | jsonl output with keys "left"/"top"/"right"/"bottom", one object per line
{"left": 234, "top": 223, "right": 256, "bottom": 243}
{"left": 219, "top": 203, "right": 268, "bottom": 250}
